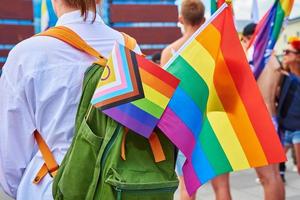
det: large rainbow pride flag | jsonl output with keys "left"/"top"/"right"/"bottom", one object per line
{"left": 158, "top": 3, "right": 286, "bottom": 195}
{"left": 248, "top": 0, "right": 294, "bottom": 78}
{"left": 91, "top": 43, "right": 179, "bottom": 138}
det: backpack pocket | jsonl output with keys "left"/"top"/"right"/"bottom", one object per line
{"left": 106, "top": 168, "right": 178, "bottom": 200}
{"left": 57, "top": 119, "right": 104, "bottom": 199}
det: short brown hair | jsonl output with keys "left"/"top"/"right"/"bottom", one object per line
{"left": 64, "top": 0, "right": 100, "bottom": 20}
{"left": 180, "top": 0, "right": 205, "bottom": 26}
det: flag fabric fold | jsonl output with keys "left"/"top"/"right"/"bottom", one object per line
{"left": 158, "top": 3, "right": 286, "bottom": 195}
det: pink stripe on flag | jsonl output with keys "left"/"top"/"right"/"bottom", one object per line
{"left": 183, "top": 160, "right": 202, "bottom": 196}
{"left": 158, "top": 107, "right": 196, "bottom": 158}
{"left": 93, "top": 44, "right": 129, "bottom": 98}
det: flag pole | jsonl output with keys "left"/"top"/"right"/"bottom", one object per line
{"left": 163, "top": 2, "right": 228, "bottom": 70}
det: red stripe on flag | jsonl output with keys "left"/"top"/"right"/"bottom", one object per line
{"left": 212, "top": 8, "right": 286, "bottom": 163}
{"left": 136, "top": 54, "right": 180, "bottom": 89}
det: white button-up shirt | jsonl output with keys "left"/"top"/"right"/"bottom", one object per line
{"left": 0, "top": 10, "right": 139, "bottom": 200}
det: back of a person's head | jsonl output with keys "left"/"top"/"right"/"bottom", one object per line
{"left": 242, "top": 23, "right": 257, "bottom": 37}
{"left": 180, "top": 0, "right": 205, "bottom": 26}
{"left": 60, "top": 0, "right": 101, "bottom": 20}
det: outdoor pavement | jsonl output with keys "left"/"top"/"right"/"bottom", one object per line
{"left": 1, "top": 153, "right": 299, "bottom": 200}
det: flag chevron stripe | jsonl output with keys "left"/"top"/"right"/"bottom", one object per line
{"left": 93, "top": 48, "right": 144, "bottom": 109}
{"left": 94, "top": 44, "right": 124, "bottom": 94}
{"left": 92, "top": 45, "right": 134, "bottom": 101}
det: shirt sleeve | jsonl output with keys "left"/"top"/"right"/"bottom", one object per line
{"left": 0, "top": 48, "right": 36, "bottom": 197}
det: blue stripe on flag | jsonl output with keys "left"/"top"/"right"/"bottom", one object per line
{"left": 169, "top": 87, "right": 203, "bottom": 138}
{"left": 192, "top": 141, "right": 216, "bottom": 184}
{"left": 116, "top": 102, "right": 159, "bottom": 127}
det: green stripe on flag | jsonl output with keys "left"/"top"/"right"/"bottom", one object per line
{"left": 132, "top": 98, "right": 164, "bottom": 119}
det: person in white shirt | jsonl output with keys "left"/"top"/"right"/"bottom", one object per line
{"left": 0, "top": 0, "right": 139, "bottom": 199}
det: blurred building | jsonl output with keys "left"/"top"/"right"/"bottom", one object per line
{"left": 0, "top": 0, "right": 35, "bottom": 70}
{"left": 0, "top": 0, "right": 181, "bottom": 72}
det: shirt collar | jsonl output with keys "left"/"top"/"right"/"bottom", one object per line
{"left": 56, "top": 10, "right": 104, "bottom": 26}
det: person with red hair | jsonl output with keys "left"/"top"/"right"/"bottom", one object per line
{"left": 278, "top": 37, "right": 300, "bottom": 180}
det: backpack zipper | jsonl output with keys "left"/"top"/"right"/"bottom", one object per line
{"left": 98, "top": 124, "right": 121, "bottom": 198}
{"left": 100, "top": 124, "right": 121, "bottom": 169}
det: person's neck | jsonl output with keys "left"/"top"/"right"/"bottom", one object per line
{"left": 183, "top": 25, "right": 201, "bottom": 38}
{"left": 56, "top": 6, "right": 78, "bottom": 18}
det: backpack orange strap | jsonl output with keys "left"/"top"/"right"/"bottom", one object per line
{"left": 33, "top": 130, "right": 59, "bottom": 184}
{"left": 149, "top": 132, "right": 166, "bottom": 162}
{"left": 121, "top": 32, "right": 137, "bottom": 52}
{"left": 121, "top": 130, "right": 166, "bottom": 163}
{"left": 121, "top": 128, "right": 129, "bottom": 161}
{"left": 37, "top": 27, "right": 138, "bottom": 66}
{"left": 37, "top": 26, "right": 107, "bottom": 66}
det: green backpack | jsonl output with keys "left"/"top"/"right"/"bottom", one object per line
{"left": 40, "top": 27, "right": 178, "bottom": 200}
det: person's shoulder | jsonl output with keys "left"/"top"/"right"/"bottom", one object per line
{"left": 170, "top": 37, "right": 187, "bottom": 51}
{"left": 9, "top": 35, "right": 65, "bottom": 59}
{"left": 4, "top": 35, "right": 69, "bottom": 78}
{"left": 160, "top": 37, "right": 186, "bottom": 66}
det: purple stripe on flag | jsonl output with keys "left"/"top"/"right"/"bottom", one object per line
{"left": 104, "top": 106, "right": 154, "bottom": 138}
{"left": 182, "top": 160, "right": 202, "bottom": 196}
{"left": 158, "top": 107, "right": 195, "bottom": 158}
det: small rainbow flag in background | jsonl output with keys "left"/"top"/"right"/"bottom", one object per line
{"left": 158, "top": 3, "right": 286, "bottom": 195}
{"left": 41, "top": 0, "right": 49, "bottom": 31}
{"left": 211, "top": 0, "right": 225, "bottom": 15}
{"left": 91, "top": 43, "right": 179, "bottom": 138}
{"left": 248, "top": 0, "right": 294, "bottom": 78}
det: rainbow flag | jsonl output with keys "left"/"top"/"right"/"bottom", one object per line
{"left": 40, "top": 0, "right": 57, "bottom": 32}
{"left": 158, "top": 3, "right": 286, "bottom": 195}
{"left": 248, "top": 0, "right": 294, "bottom": 78}
{"left": 41, "top": 0, "right": 49, "bottom": 31}
{"left": 211, "top": 0, "right": 225, "bottom": 15}
{"left": 91, "top": 43, "right": 179, "bottom": 138}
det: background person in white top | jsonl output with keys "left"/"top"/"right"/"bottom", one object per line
{"left": 0, "top": 0, "right": 140, "bottom": 199}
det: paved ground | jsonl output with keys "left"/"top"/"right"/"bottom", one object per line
{"left": 1, "top": 154, "right": 299, "bottom": 200}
